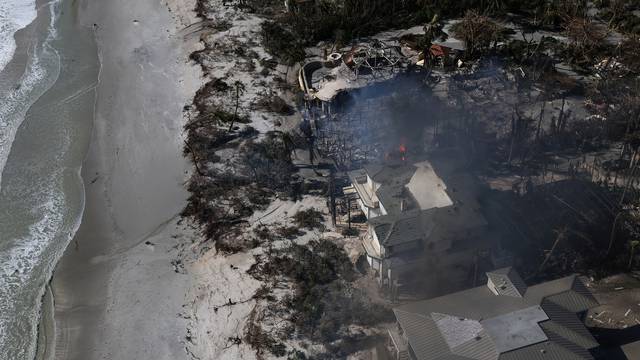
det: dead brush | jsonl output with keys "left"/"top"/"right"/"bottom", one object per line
{"left": 255, "top": 92, "right": 295, "bottom": 115}
{"left": 293, "top": 209, "right": 325, "bottom": 230}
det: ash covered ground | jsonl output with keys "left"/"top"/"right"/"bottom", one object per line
{"left": 177, "top": 1, "right": 640, "bottom": 359}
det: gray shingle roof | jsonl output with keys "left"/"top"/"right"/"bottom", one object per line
{"left": 393, "top": 274, "right": 599, "bottom": 360}
{"left": 543, "top": 277, "right": 599, "bottom": 314}
{"left": 432, "top": 313, "right": 484, "bottom": 349}
{"left": 347, "top": 163, "right": 419, "bottom": 214}
{"left": 540, "top": 298, "right": 599, "bottom": 350}
{"left": 370, "top": 209, "right": 437, "bottom": 246}
{"left": 394, "top": 310, "right": 451, "bottom": 359}
{"left": 499, "top": 340, "right": 592, "bottom": 360}
{"left": 482, "top": 306, "right": 549, "bottom": 354}
{"left": 487, "top": 267, "right": 528, "bottom": 298}
{"left": 452, "top": 329, "right": 498, "bottom": 360}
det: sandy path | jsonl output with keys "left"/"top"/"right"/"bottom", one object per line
{"left": 50, "top": 0, "right": 200, "bottom": 358}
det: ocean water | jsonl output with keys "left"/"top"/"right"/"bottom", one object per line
{"left": 0, "top": 0, "right": 37, "bottom": 73}
{"left": 0, "top": 0, "right": 98, "bottom": 358}
{"left": 0, "top": 0, "right": 55, "bottom": 189}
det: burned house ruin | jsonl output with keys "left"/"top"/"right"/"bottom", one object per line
{"left": 298, "top": 39, "right": 409, "bottom": 107}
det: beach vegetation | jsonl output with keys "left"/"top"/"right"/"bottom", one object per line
{"left": 246, "top": 185, "right": 274, "bottom": 206}
{"left": 256, "top": 92, "right": 295, "bottom": 115}
{"left": 617, "top": 36, "right": 640, "bottom": 74}
{"left": 248, "top": 240, "right": 392, "bottom": 350}
{"left": 451, "top": 10, "right": 507, "bottom": 58}
{"left": 229, "top": 80, "right": 247, "bottom": 131}
{"left": 183, "top": 0, "right": 640, "bottom": 357}
{"left": 194, "top": 0, "right": 211, "bottom": 19}
{"left": 253, "top": 225, "right": 272, "bottom": 241}
{"left": 240, "top": 131, "right": 299, "bottom": 196}
{"left": 341, "top": 227, "right": 359, "bottom": 237}
{"left": 193, "top": 78, "right": 231, "bottom": 114}
{"left": 287, "top": 350, "right": 307, "bottom": 360}
{"left": 259, "top": 57, "right": 278, "bottom": 71}
{"left": 277, "top": 226, "right": 305, "bottom": 239}
{"left": 261, "top": 21, "right": 306, "bottom": 66}
{"left": 184, "top": 84, "right": 301, "bottom": 248}
{"left": 595, "top": 0, "right": 640, "bottom": 34}
{"left": 182, "top": 172, "right": 253, "bottom": 243}
{"left": 559, "top": 15, "right": 609, "bottom": 67}
{"left": 254, "top": 0, "right": 559, "bottom": 58}
{"left": 292, "top": 209, "right": 325, "bottom": 230}
{"left": 245, "top": 310, "right": 288, "bottom": 357}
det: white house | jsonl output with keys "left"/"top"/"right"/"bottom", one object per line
{"left": 345, "top": 158, "right": 491, "bottom": 292}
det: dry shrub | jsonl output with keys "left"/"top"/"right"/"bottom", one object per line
{"left": 277, "top": 226, "right": 305, "bottom": 239}
{"left": 293, "top": 209, "right": 325, "bottom": 230}
{"left": 564, "top": 17, "right": 607, "bottom": 49}
{"left": 256, "top": 93, "right": 295, "bottom": 115}
{"left": 248, "top": 240, "right": 392, "bottom": 347}
{"left": 245, "top": 309, "right": 287, "bottom": 357}
{"left": 260, "top": 21, "right": 306, "bottom": 65}
{"left": 451, "top": 10, "right": 506, "bottom": 57}
{"left": 558, "top": 16, "right": 610, "bottom": 67}
{"left": 193, "top": 78, "right": 230, "bottom": 113}
{"left": 598, "top": 0, "right": 640, "bottom": 34}
{"left": 240, "top": 131, "right": 300, "bottom": 196}
{"left": 619, "top": 36, "right": 640, "bottom": 73}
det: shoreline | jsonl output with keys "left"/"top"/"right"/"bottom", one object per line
{"left": 49, "top": 0, "right": 201, "bottom": 358}
{"left": 0, "top": 0, "right": 98, "bottom": 357}
{"left": 36, "top": 284, "right": 55, "bottom": 360}
{"left": 0, "top": 0, "right": 56, "bottom": 187}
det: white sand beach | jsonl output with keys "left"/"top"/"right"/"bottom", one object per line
{"left": 51, "top": 0, "right": 201, "bottom": 358}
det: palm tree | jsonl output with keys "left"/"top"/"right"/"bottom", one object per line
{"left": 228, "top": 80, "right": 246, "bottom": 132}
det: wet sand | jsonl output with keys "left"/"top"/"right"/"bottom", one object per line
{"left": 50, "top": 0, "right": 200, "bottom": 358}
{"left": 0, "top": 0, "right": 98, "bottom": 357}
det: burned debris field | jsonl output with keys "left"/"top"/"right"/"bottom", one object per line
{"left": 181, "top": 0, "right": 640, "bottom": 359}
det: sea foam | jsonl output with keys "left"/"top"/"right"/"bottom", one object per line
{"left": 0, "top": 190, "right": 66, "bottom": 360}
{"left": 0, "top": 0, "right": 37, "bottom": 73}
{"left": 0, "top": 0, "right": 59, "bottom": 189}
{"left": 0, "top": 1, "right": 64, "bottom": 359}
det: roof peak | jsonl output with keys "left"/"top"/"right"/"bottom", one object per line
{"left": 486, "top": 267, "right": 528, "bottom": 298}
